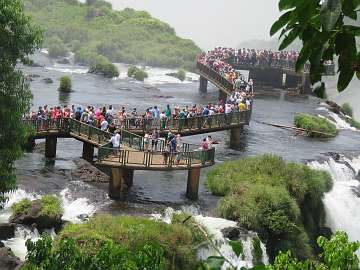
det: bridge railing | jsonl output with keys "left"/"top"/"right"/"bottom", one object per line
{"left": 22, "top": 118, "right": 70, "bottom": 133}
{"left": 119, "top": 109, "right": 251, "bottom": 133}
{"left": 69, "top": 119, "right": 113, "bottom": 144}
{"left": 97, "top": 145, "right": 215, "bottom": 168}
{"left": 197, "top": 61, "right": 234, "bottom": 91}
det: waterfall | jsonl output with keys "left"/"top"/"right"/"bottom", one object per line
{"left": 152, "top": 207, "right": 269, "bottom": 269}
{"left": 308, "top": 155, "right": 360, "bottom": 258}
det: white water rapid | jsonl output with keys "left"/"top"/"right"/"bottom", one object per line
{"left": 309, "top": 154, "right": 360, "bottom": 257}
{"left": 0, "top": 188, "right": 99, "bottom": 259}
{"left": 152, "top": 207, "right": 269, "bottom": 269}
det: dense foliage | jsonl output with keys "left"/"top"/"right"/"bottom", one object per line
{"left": 342, "top": 102, "right": 354, "bottom": 117}
{"left": 206, "top": 155, "right": 333, "bottom": 261}
{"left": 176, "top": 69, "right": 186, "bottom": 81}
{"left": 88, "top": 55, "right": 119, "bottom": 78}
{"left": 0, "top": 0, "right": 42, "bottom": 206}
{"left": 294, "top": 114, "right": 338, "bottom": 137}
{"left": 26, "top": 215, "right": 204, "bottom": 269}
{"left": 11, "top": 195, "right": 63, "bottom": 218}
{"left": 127, "top": 66, "right": 149, "bottom": 81}
{"left": 59, "top": 76, "right": 72, "bottom": 91}
{"left": 24, "top": 0, "right": 201, "bottom": 70}
{"left": 47, "top": 36, "right": 68, "bottom": 58}
{"left": 267, "top": 231, "right": 359, "bottom": 270}
{"left": 271, "top": 0, "right": 360, "bottom": 96}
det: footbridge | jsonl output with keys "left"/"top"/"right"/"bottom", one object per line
{"left": 197, "top": 55, "right": 335, "bottom": 95}
{"left": 25, "top": 118, "right": 216, "bottom": 200}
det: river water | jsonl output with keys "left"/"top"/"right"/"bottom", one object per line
{"left": 2, "top": 52, "right": 360, "bottom": 266}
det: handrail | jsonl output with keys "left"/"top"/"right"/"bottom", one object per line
{"left": 119, "top": 109, "right": 251, "bottom": 133}
{"left": 97, "top": 146, "right": 216, "bottom": 168}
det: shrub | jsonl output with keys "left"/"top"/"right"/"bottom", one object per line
{"left": 11, "top": 198, "right": 32, "bottom": 216}
{"left": 57, "top": 215, "right": 202, "bottom": 269}
{"left": 47, "top": 36, "right": 68, "bottom": 58}
{"left": 59, "top": 76, "right": 72, "bottom": 91}
{"left": 294, "top": 113, "right": 338, "bottom": 138}
{"left": 89, "top": 56, "right": 119, "bottom": 78}
{"left": 346, "top": 117, "right": 360, "bottom": 129}
{"left": 206, "top": 154, "right": 333, "bottom": 261}
{"left": 40, "top": 195, "right": 63, "bottom": 217}
{"left": 127, "top": 65, "right": 148, "bottom": 81}
{"left": 341, "top": 103, "right": 353, "bottom": 117}
{"left": 177, "top": 69, "right": 186, "bottom": 81}
{"left": 252, "top": 236, "right": 263, "bottom": 265}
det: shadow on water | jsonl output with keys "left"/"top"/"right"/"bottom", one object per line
{"left": 58, "top": 90, "right": 71, "bottom": 105}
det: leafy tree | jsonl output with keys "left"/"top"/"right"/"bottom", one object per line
{"left": 89, "top": 56, "right": 119, "bottom": 78}
{"left": 271, "top": 0, "right": 360, "bottom": 96}
{"left": 0, "top": 0, "right": 42, "bottom": 205}
{"left": 47, "top": 36, "right": 68, "bottom": 58}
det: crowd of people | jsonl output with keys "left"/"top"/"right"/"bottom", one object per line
{"left": 198, "top": 47, "right": 335, "bottom": 85}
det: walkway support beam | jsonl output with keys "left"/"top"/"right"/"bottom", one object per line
{"left": 230, "top": 126, "right": 243, "bottom": 148}
{"left": 186, "top": 168, "right": 201, "bottom": 200}
{"left": 82, "top": 142, "right": 94, "bottom": 163}
{"left": 199, "top": 76, "right": 208, "bottom": 94}
{"left": 109, "top": 168, "right": 134, "bottom": 199}
{"left": 45, "top": 137, "right": 57, "bottom": 158}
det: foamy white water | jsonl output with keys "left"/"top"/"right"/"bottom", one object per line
{"left": 309, "top": 155, "right": 360, "bottom": 258}
{"left": 46, "top": 65, "right": 88, "bottom": 74}
{"left": 152, "top": 207, "right": 268, "bottom": 269}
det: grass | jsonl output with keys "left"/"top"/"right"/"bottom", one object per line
{"left": 205, "top": 154, "right": 333, "bottom": 261}
{"left": 59, "top": 214, "right": 203, "bottom": 269}
{"left": 11, "top": 195, "right": 63, "bottom": 218}
{"left": 294, "top": 113, "right": 338, "bottom": 138}
{"left": 11, "top": 198, "right": 32, "bottom": 216}
{"left": 40, "top": 195, "right": 63, "bottom": 217}
{"left": 341, "top": 103, "right": 353, "bottom": 117}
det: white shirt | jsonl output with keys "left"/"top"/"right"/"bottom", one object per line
{"left": 101, "top": 120, "right": 108, "bottom": 131}
{"left": 110, "top": 133, "right": 121, "bottom": 148}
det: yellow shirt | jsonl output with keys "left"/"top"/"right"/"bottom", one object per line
{"left": 239, "top": 103, "right": 246, "bottom": 111}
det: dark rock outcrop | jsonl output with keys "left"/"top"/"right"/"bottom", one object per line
{"left": 57, "top": 57, "right": 71, "bottom": 64}
{"left": 10, "top": 200, "right": 62, "bottom": 230}
{"left": 0, "top": 224, "right": 15, "bottom": 240}
{"left": 326, "top": 100, "right": 343, "bottom": 115}
{"left": 42, "top": 78, "right": 54, "bottom": 84}
{"left": 0, "top": 248, "right": 22, "bottom": 270}
{"left": 221, "top": 227, "right": 240, "bottom": 240}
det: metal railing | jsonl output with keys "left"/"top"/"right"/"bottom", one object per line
{"left": 118, "top": 109, "right": 251, "bottom": 133}
{"left": 197, "top": 61, "right": 235, "bottom": 92}
{"left": 69, "top": 119, "right": 113, "bottom": 144}
{"left": 97, "top": 145, "right": 216, "bottom": 168}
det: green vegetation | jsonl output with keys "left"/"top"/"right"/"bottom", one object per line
{"left": 342, "top": 103, "right": 353, "bottom": 117}
{"left": 47, "top": 36, "right": 68, "bottom": 58}
{"left": 50, "top": 215, "right": 203, "bottom": 269}
{"left": 11, "top": 198, "right": 32, "bottom": 217}
{"left": 11, "top": 195, "right": 63, "bottom": 218}
{"left": 252, "top": 236, "right": 263, "bottom": 266}
{"left": 268, "top": 232, "right": 360, "bottom": 270}
{"left": 0, "top": 0, "right": 42, "bottom": 205}
{"left": 24, "top": 0, "right": 201, "bottom": 70}
{"left": 40, "top": 195, "right": 63, "bottom": 217}
{"left": 88, "top": 56, "right": 119, "bottom": 78}
{"left": 59, "top": 76, "right": 72, "bottom": 91}
{"left": 294, "top": 114, "right": 338, "bottom": 138}
{"left": 127, "top": 66, "right": 148, "bottom": 81}
{"left": 206, "top": 154, "right": 333, "bottom": 261}
{"left": 271, "top": 0, "right": 360, "bottom": 96}
{"left": 166, "top": 69, "right": 187, "bottom": 81}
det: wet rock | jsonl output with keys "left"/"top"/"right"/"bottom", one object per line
{"left": 143, "top": 85, "right": 160, "bottom": 91}
{"left": 326, "top": 152, "right": 341, "bottom": 161}
{"left": 57, "top": 57, "right": 71, "bottom": 64}
{"left": 72, "top": 159, "right": 110, "bottom": 182}
{"left": 42, "top": 78, "right": 54, "bottom": 84}
{"left": 77, "top": 214, "right": 90, "bottom": 221}
{"left": 221, "top": 226, "right": 240, "bottom": 240}
{"left": 0, "top": 242, "right": 4, "bottom": 248}
{"left": 0, "top": 224, "right": 15, "bottom": 240}
{"left": 356, "top": 171, "right": 360, "bottom": 181}
{"left": 326, "top": 100, "right": 342, "bottom": 115}
{"left": 152, "top": 95, "right": 174, "bottom": 99}
{"left": 0, "top": 247, "right": 22, "bottom": 270}
{"left": 10, "top": 200, "right": 62, "bottom": 230}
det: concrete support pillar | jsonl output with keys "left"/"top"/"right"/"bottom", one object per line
{"left": 109, "top": 168, "right": 134, "bottom": 199}
{"left": 186, "top": 168, "right": 201, "bottom": 200}
{"left": 300, "top": 73, "right": 312, "bottom": 94}
{"left": 45, "top": 137, "right": 57, "bottom": 158}
{"left": 230, "top": 126, "right": 243, "bottom": 148}
{"left": 218, "top": 90, "right": 227, "bottom": 100}
{"left": 199, "top": 76, "right": 208, "bottom": 94}
{"left": 82, "top": 142, "right": 94, "bottom": 163}
{"left": 25, "top": 137, "right": 36, "bottom": 152}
